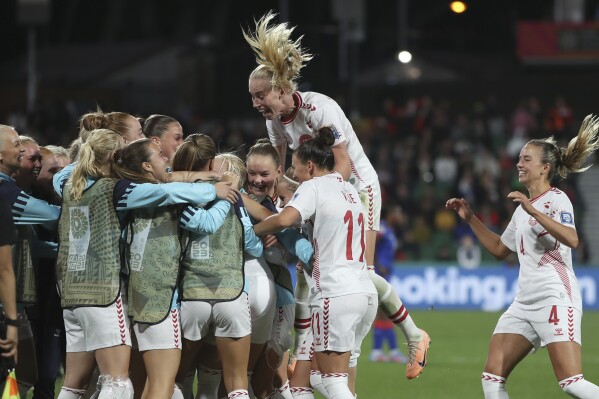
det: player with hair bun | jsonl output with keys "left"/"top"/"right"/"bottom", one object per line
{"left": 243, "top": 11, "right": 430, "bottom": 382}
{"left": 254, "top": 126, "right": 378, "bottom": 399}
{"left": 447, "top": 114, "right": 599, "bottom": 398}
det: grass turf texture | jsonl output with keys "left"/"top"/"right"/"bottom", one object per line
{"left": 351, "top": 310, "right": 599, "bottom": 399}
{"left": 42, "top": 310, "right": 599, "bottom": 398}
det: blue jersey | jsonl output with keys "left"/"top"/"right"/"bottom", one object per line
{"left": 0, "top": 172, "right": 60, "bottom": 230}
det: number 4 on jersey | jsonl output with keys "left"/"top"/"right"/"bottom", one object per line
{"left": 343, "top": 210, "right": 365, "bottom": 262}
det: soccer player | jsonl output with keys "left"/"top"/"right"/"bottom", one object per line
{"left": 142, "top": 114, "right": 184, "bottom": 164}
{"left": 54, "top": 129, "right": 239, "bottom": 399}
{"left": 254, "top": 126, "right": 378, "bottom": 399}
{"left": 243, "top": 11, "right": 429, "bottom": 380}
{"left": 173, "top": 135, "right": 261, "bottom": 399}
{"left": 446, "top": 114, "right": 599, "bottom": 398}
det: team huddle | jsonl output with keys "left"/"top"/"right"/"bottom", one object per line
{"left": 2, "top": 10, "right": 599, "bottom": 399}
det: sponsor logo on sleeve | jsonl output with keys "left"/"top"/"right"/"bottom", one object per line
{"left": 330, "top": 125, "right": 342, "bottom": 139}
{"left": 560, "top": 211, "right": 573, "bottom": 224}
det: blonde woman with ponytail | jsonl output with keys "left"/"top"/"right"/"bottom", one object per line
{"left": 243, "top": 11, "right": 430, "bottom": 385}
{"left": 447, "top": 114, "right": 599, "bottom": 398}
{"left": 55, "top": 131, "right": 239, "bottom": 399}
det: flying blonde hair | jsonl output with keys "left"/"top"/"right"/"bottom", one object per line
{"left": 529, "top": 114, "right": 599, "bottom": 180}
{"left": 242, "top": 11, "right": 313, "bottom": 94}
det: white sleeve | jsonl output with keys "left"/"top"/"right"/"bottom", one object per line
{"left": 267, "top": 121, "right": 287, "bottom": 147}
{"left": 312, "top": 103, "right": 348, "bottom": 146}
{"left": 553, "top": 193, "right": 575, "bottom": 228}
{"left": 500, "top": 211, "right": 518, "bottom": 252}
{"left": 286, "top": 181, "right": 317, "bottom": 222}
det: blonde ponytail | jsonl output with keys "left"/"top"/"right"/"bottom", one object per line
{"left": 242, "top": 11, "right": 313, "bottom": 93}
{"left": 69, "top": 129, "right": 123, "bottom": 201}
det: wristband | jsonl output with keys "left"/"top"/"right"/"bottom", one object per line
{"left": 3, "top": 316, "right": 18, "bottom": 327}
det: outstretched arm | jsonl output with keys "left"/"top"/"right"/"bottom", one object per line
{"left": 254, "top": 207, "right": 301, "bottom": 236}
{"left": 446, "top": 198, "right": 512, "bottom": 260}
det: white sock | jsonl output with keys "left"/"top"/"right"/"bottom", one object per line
{"left": 273, "top": 381, "right": 293, "bottom": 399}
{"left": 321, "top": 373, "right": 352, "bottom": 399}
{"left": 560, "top": 374, "right": 599, "bottom": 398}
{"left": 58, "top": 387, "right": 87, "bottom": 399}
{"left": 98, "top": 377, "right": 134, "bottom": 399}
{"left": 172, "top": 384, "right": 185, "bottom": 399}
{"left": 309, "top": 370, "right": 328, "bottom": 398}
{"left": 369, "top": 268, "right": 421, "bottom": 341}
{"left": 290, "top": 387, "right": 315, "bottom": 398}
{"left": 196, "top": 366, "right": 223, "bottom": 399}
{"left": 227, "top": 389, "right": 250, "bottom": 399}
{"left": 481, "top": 372, "right": 508, "bottom": 399}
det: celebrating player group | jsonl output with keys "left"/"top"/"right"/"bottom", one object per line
{"left": 1, "top": 9, "right": 599, "bottom": 399}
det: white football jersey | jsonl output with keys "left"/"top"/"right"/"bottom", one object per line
{"left": 286, "top": 172, "right": 376, "bottom": 299}
{"left": 267, "top": 91, "right": 378, "bottom": 192}
{"left": 500, "top": 187, "right": 582, "bottom": 311}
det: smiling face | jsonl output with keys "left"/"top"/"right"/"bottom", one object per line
{"left": 0, "top": 128, "right": 24, "bottom": 175}
{"left": 13, "top": 141, "right": 42, "bottom": 189}
{"left": 36, "top": 150, "right": 61, "bottom": 195}
{"left": 246, "top": 153, "right": 280, "bottom": 197}
{"left": 144, "top": 142, "right": 171, "bottom": 183}
{"left": 249, "top": 78, "right": 286, "bottom": 120}
{"left": 517, "top": 143, "right": 549, "bottom": 186}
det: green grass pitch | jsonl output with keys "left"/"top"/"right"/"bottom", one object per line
{"left": 351, "top": 310, "right": 599, "bottom": 398}
{"left": 43, "top": 310, "right": 598, "bottom": 398}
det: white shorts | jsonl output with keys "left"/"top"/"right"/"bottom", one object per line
{"left": 268, "top": 303, "right": 295, "bottom": 361}
{"left": 311, "top": 293, "right": 377, "bottom": 354}
{"left": 134, "top": 309, "right": 181, "bottom": 351}
{"left": 181, "top": 293, "right": 251, "bottom": 341}
{"left": 359, "top": 181, "right": 381, "bottom": 232}
{"left": 247, "top": 271, "right": 276, "bottom": 344}
{"left": 494, "top": 303, "right": 582, "bottom": 349}
{"left": 64, "top": 296, "right": 131, "bottom": 352}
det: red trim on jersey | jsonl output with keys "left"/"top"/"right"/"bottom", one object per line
{"left": 349, "top": 157, "right": 365, "bottom": 185}
{"left": 530, "top": 187, "right": 559, "bottom": 203}
{"left": 313, "top": 239, "right": 321, "bottom": 292}
{"left": 281, "top": 92, "right": 302, "bottom": 125}
{"left": 539, "top": 249, "right": 573, "bottom": 301}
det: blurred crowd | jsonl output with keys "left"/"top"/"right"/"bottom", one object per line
{"left": 3, "top": 93, "right": 593, "bottom": 265}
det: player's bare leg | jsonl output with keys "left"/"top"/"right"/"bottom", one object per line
{"left": 142, "top": 348, "right": 180, "bottom": 399}
{"left": 314, "top": 351, "right": 352, "bottom": 399}
{"left": 547, "top": 341, "right": 599, "bottom": 397}
{"left": 482, "top": 333, "right": 532, "bottom": 398}
{"left": 365, "top": 229, "right": 430, "bottom": 379}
